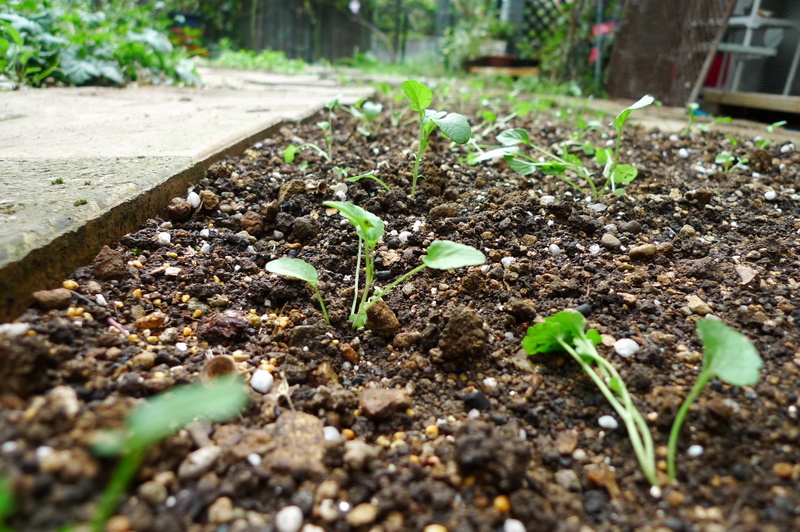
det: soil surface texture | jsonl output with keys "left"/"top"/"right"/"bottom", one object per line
{"left": 2, "top": 94, "right": 799, "bottom": 532}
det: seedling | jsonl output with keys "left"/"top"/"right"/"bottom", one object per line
{"left": 283, "top": 95, "right": 342, "bottom": 165}
{"left": 345, "top": 171, "right": 392, "bottom": 191}
{"left": 324, "top": 201, "right": 485, "bottom": 328}
{"left": 667, "top": 319, "right": 761, "bottom": 481}
{"left": 597, "top": 94, "right": 654, "bottom": 194}
{"left": 474, "top": 128, "right": 598, "bottom": 197}
{"left": 265, "top": 257, "right": 330, "bottom": 325}
{"left": 714, "top": 151, "right": 748, "bottom": 173}
{"left": 347, "top": 98, "right": 384, "bottom": 137}
{"left": 523, "top": 311, "right": 658, "bottom": 486}
{"left": 90, "top": 377, "right": 248, "bottom": 532}
{"left": 682, "top": 102, "right": 733, "bottom": 135}
{"left": 402, "top": 79, "right": 472, "bottom": 198}
{"left": 755, "top": 120, "right": 787, "bottom": 149}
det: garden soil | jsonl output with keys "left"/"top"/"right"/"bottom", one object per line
{"left": 1, "top": 95, "right": 799, "bottom": 532}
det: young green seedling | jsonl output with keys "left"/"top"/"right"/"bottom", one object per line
{"left": 714, "top": 151, "right": 749, "bottom": 174}
{"left": 523, "top": 311, "right": 658, "bottom": 486}
{"left": 265, "top": 257, "right": 330, "bottom": 325}
{"left": 345, "top": 171, "right": 392, "bottom": 191}
{"left": 597, "top": 94, "right": 654, "bottom": 194}
{"left": 667, "top": 318, "right": 762, "bottom": 481}
{"left": 283, "top": 95, "right": 342, "bottom": 165}
{"left": 756, "top": 120, "right": 787, "bottom": 149}
{"left": 402, "top": 79, "right": 472, "bottom": 198}
{"left": 347, "top": 98, "right": 384, "bottom": 137}
{"left": 324, "top": 201, "right": 485, "bottom": 328}
{"left": 90, "top": 377, "right": 249, "bottom": 532}
{"left": 474, "top": 128, "right": 598, "bottom": 197}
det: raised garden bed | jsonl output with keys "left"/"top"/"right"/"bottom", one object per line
{"left": 1, "top": 85, "right": 799, "bottom": 532}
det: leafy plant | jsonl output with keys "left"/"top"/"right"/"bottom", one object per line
{"left": 523, "top": 311, "right": 658, "bottom": 486}
{"left": 324, "top": 201, "right": 485, "bottom": 328}
{"left": 346, "top": 98, "right": 384, "bottom": 137}
{"left": 265, "top": 257, "right": 329, "bottom": 325}
{"left": 90, "top": 377, "right": 249, "bottom": 532}
{"left": 667, "top": 319, "right": 761, "bottom": 481}
{"left": 596, "top": 94, "right": 654, "bottom": 194}
{"left": 205, "top": 37, "right": 306, "bottom": 73}
{"left": 402, "top": 79, "right": 472, "bottom": 198}
{"left": 756, "top": 120, "right": 787, "bottom": 149}
{"left": 285, "top": 96, "right": 341, "bottom": 165}
{"left": 682, "top": 103, "right": 733, "bottom": 135}
{"left": 474, "top": 128, "right": 598, "bottom": 196}
{"left": 714, "top": 151, "right": 748, "bottom": 174}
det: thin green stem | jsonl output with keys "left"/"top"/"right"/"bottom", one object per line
{"left": 559, "top": 341, "right": 658, "bottom": 486}
{"left": 411, "top": 126, "right": 429, "bottom": 198}
{"left": 351, "top": 238, "right": 363, "bottom": 316}
{"left": 311, "top": 286, "right": 329, "bottom": 325}
{"left": 668, "top": 371, "right": 712, "bottom": 481}
{"left": 352, "top": 243, "right": 376, "bottom": 328}
{"left": 363, "top": 264, "right": 427, "bottom": 314}
{"left": 91, "top": 445, "right": 147, "bottom": 532}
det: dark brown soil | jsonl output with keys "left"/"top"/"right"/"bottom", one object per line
{"left": 2, "top": 94, "right": 800, "bottom": 532}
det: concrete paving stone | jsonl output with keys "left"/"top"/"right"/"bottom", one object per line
{"left": 0, "top": 66, "right": 374, "bottom": 321}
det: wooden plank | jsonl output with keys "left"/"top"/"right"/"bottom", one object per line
{"left": 703, "top": 89, "right": 800, "bottom": 113}
{"left": 467, "top": 66, "right": 540, "bottom": 77}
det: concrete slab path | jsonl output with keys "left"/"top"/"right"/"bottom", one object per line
{"left": 0, "top": 67, "right": 373, "bottom": 321}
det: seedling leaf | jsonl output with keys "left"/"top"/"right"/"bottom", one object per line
{"left": 323, "top": 201, "right": 385, "bottom": 246}
{"left": 127, "top": 377, "right": 248, "bottom": 450}
{"left": 422, "top": 240, "right": 486, "bottom": 270}
{"left": 522, "top": 310, "right": 597, "bottom": 355}
{"left": 402, "top": 79, "right": 432, "bottom": 112}
{"left": 612, "top": 164, "right": 638, "bottom": 184}
{"left": 506, "top": 156, "right": 540, "bottom": 175}
{"left": 697, "top": 318, "right": 762, "bottom": 386}
{"left": 266, "top": 257, "right": 318, "bottom": 287}
{"left": 497, "top": 128, "right": 530, "bottom": 146}
{"left": 432, "top": 112, "right": 472, "bottom": 144}
{"left": 613, "top": 94, "right": 654, "bottom": 128}
{"left": 474, "top": 146, "right": 519, "bottom": 163}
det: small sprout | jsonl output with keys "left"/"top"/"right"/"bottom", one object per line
{"left": 0, "top": 474, "right": 13, "bottom": 532}
{"left": 714, "top": 151, "right": 748, "bottom": 173}
{"left": 345, "top": 171, "right": 391, "bottom": 191}
{"left": 84, "top": 180, "right": 91, "bottom": 186}
{"left": 756, "top": 120, "right": 787, "bottom": 148}
{"left": 74, "top": 199, "right": 88, "bottom": 206}
{"left": 51, "top": 178, "right": 64, "bottom": 185}
{"left": 667, "top": 318, "right": 762, "bottom": 481}
{"left": 265, "top": 257, "right": 330, "bottom": 325}
{"left": 523, "top": 311, "right": 658, "bottom": 486}
{"left": 90, "top": 377, "right": 248, "bottom": 532}
{"left": 402, "top": 79, "right": 472, "bottom": 198}
{"left": 602, "top": 94, "right": 654, "bottom": 194}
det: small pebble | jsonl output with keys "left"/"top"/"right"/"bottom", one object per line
{"left": 614, "top": 338, "right": 640, "bottom": 358}
{"left": 275, "top": 505, "right": 304, "bottom": 532}
{"left": 539, "top": 195, "right": 556, "bottom": 206}
{"left": 323, "top": 426, "right": 341, "bottom": 441}
{"left": 677, "top": 148, "right": 689, "bottom": 158}
{"left": 187, "top": 191, "right": 201, "bottom": 208}
{"left": 780, "top": 143, "right": 794, "bottom": 153}
{"left": 247, "top": 453, "right": 262, "bottom": 466}
{"left": 589, "top": 244, "right": 601, "bottom": 255}
{"left": 250, "top": 369, "right": 274, "bottom": 394}
{"left": 503, "top": 519, "right": 526, "bottom": 532}
{"left": 687, "top": 445, "right": 704, "bottom": 458}
{"left": 500, "top": 257, "right": 515, "bottom": 268}
{"left": 587, "top": 203, "right": 607, "bottom": 213}
{"left": 548, "top": 244, "right": 561, "bottom": 256}
{"left": 598, "top": 415, "right": 619, "bottom": 430}
{"left": 765, "top": 190, "right": 777, "bottom": 201}
{"left": 600, "top": 233, "right": 621, "bottom": 249}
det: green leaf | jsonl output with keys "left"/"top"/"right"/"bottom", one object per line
{"left": 325, "top": 95, "right": 341, "bottom": 109}
{"left": 612, "top": 164, "right": 638, "bottom": 184}
{"left": 323, "top": 201, "right": 385, "bottom": 247}
{"left": 284, "top": 144, "right": 300, "bottom": 163}
{"left": 613, "top": 94, "right": 654, "bottom": 129}
{"left": 402, "top": 79, "right": 432, "bottom": 112}
{"left": 316, "top": 120, "right": 330, "bottom": 131}
{"left": 540, "top": 161, "right": 566, "bottom": 176}
{"left": 595, "top": 147, "right": 610, "bottom": 164}
{"left": 127, "top": 377, "right": 249, "bottom": 450}
{"left": 126, "top": 28, "right": 172, "bottom": 55}
{"left": 265, "top": 257, "right": 318, "bottom": 287}
{"left": 497, "top": 128, "right": 530, "bottom": 146}
{"left": 697, "top": 319, "right": 762, "bottom": 386}
{"left": 505, "top": 155, "right": 540, "bottom": 175}
{"left": 361, "top": 101, "right": 383, "bottom": 120}
{"left": 422, "top": 240, "right": 486, "bottom": 270}
{"left": 522, "top": 310, "right": 596, "bottom": 355}
{"left": 473, "top": 146, "right": 519, "bottom": 163}
{"left": 513, "top": 100, "right": 534, "bottom": 117}
{"left": 482, "top": 110, "right": 497, "bottom": 123}
{"left": 432, "top": 112, "right": 472, "bottom": 144}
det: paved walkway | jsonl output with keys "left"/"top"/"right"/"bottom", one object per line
{"left": 0, "top": 67, "right": 373, "bottom": 321}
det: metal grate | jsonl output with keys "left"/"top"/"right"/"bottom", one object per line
{"left": 521, "top": 0, "right": 566, "bottom": 44}
{"left": 606, "top": 0, "right": 735, "bottom": 106}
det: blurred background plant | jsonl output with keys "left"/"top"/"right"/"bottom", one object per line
{"left": 0, "top": 0, "right": 200, "bottom": 88}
